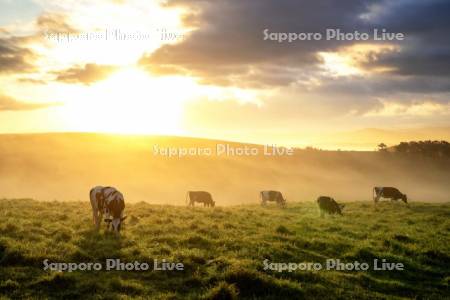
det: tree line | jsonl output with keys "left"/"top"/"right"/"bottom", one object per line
{"left": 378, "top": 141, "right": 450, "bottom": 158}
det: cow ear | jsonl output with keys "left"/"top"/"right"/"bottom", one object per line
{"left": 121, "top": 216, "right": 127, "bottom": 221}
{"left": 340, "top": 204, "right": 346, "bottom": 209}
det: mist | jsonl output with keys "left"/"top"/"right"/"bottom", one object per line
{"left": 0, "top": 133, "right": 448, "bottom": 204}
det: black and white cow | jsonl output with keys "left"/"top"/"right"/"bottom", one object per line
{"left": 317, "top": 196, "right": 345, "bottom": 216}
{"left": 187, "top": 191, "right": 215, "bottom": 207}
{"left": 373, "top": 187, "right": 407, "bottom": 204}
{"left": 90, "top": 186, "right": 126, "bottom": 233}
{"left": 260, "top": 190, "right": 286, "bottom": 207}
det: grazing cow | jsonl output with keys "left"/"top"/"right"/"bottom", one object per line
{"left": 187, "top": 191, "right": 215, "bottom": 207}
{"left": 317, "top": 196, "right": 345, "bottom": 216}
{"left": 90, "top": 186, "right": 127, "bottom": 233}
{"left": 373, "top": 187, "right": 407, "bottom": 204}
{"left": 260, "top": 191, "right": 286, "bottom": 207}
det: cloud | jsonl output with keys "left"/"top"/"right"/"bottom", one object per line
{"left": 36, "top": 12, "right": 79, "bottom": 34}
{"left": 310, "top": 74, "right": 450, "bottom": 96}
{"left": 0, "top": 93, "right": 60, "bottom": 111}
{"left": 36, "top": 12, "right": 78, "bottom": 33}
{"left": 17, "top": 77, "right": 47, "bottom": 85}
{"left": 365, "top": 100, "right": 450, "bottom": 117}
{"left": 0, "top": 36, "right": 37, "bottom": 74}
{"left": 140, "top": 0, "right": 380, "bottom": 87}
{"left": 54, "top": 63, "right": 118, "bottom": 85}
{"left": 360, "top": 0, "right": 450, "bottom": 77}
{"left": 138, "top": 0, "right": 450, "bottom": 99}
{"left": 0, "top": 11, "right": 82, "bottom": 76}
{"left": 0, "top": 12, "right": 78, "bottom": 75}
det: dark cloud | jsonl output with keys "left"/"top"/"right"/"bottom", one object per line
{"left": 0, "top": 94, "right": 60, "bottom": 111}
{"left": 0, "top": 36, "right": 37, "bottom": 74}
{"left": 54, "top": 64, "right": 118, "bottom": 85}
{"left": 140, "top": 0, "right": 380, "bottom": 87}
{"left": 140, "top": 0, "right": 450, "bottom": 96}
{"left": 0, "top": 12, "right": 81, "bottom": 75}
{"left": 362, "top": 0, "right": 450, "bottom": 77}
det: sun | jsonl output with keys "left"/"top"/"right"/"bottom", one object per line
{"left": 61, "top": 67, "right": 198, "bottom": 135}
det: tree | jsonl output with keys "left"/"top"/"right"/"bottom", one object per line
{"left": 377, "top": 143, "right": 387, "bottom": 152}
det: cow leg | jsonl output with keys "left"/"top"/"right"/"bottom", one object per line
{"left": 98, "top": 211, "right": 104, "bottom": 230}
{"left": 90, "top": 199, "right": 100, "bottom": 230}
{"left": 320, "top": 210, "right": 324, "bottom": 218}
{"left": 92, "top": 210, "right": 99, "bottom": 230}
{"left": 374, "top": 195, "right": 380, "bottom": 204}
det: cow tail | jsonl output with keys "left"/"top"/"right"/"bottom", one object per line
{"left": 185, "top": 191, "right": 189, "bottom": 205}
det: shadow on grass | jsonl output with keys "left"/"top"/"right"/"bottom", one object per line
{"left": 345, "top": 247, "right": 449, "bottom": 298}
{"left": 73, "top": 229, "right": 126, "bottom": 261}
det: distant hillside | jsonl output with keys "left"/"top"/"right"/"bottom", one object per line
{"left": 0, "top": 133, "right": 449, "bottom": 204}
{"left": 302, "top": 127, "right": 450, "bottom": 150}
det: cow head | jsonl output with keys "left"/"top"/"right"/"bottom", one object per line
{"left": 107, "top": 194, "right": 126, "bottom": 233}
{"left": 211, "top": 201, "right": 216, "bottom": 207}
{"left": 111, "top": 216, "right": 127, "bottom": 232}
{"left": 338, "top": 204, "right": 345, "bottom": 215}
{"left": 105, "top": 216, "right": 127, "bottom": 231}
{"left": 402, "top": 194, "right": 408, "bottom": 203}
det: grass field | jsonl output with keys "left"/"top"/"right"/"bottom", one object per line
{"left": 0, "top": 199, "right": 449, "bottom": 299}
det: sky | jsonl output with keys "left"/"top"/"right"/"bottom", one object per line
{"left": 0, "top": 0, "right": 449, "bottom": 148}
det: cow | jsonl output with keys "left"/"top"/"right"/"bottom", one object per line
{"left": 90, "top": 186, "right": 127, "bottom": 233}
{"left": 317, "top": 196, "right": 345, "bottom": 216}
{"left": 187, "top": 191, "right": 215, "bottom": 207}
{"left": 260, "top": 191, "right": 286, "bottom": 207}
{"left": 373, "top": 187, "right": 407, "bottom": 204}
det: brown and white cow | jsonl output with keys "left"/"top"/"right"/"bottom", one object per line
{"left": 317, "top": 196, "right": 345, "bottom": 216}
{"left": 90, "top": 186, "right": 127, "bottom": 233}
{"left": 373, "top": 187, "right": 407, "bottom": 204}
{"left": 260, "top": 190, "right": 286, "bottom": 207}
{"left": 187, "top": 191, "right": 215, "bottom": 207}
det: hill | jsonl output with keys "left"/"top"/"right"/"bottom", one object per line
{"left": 302, "top": 127, "right": 450, "bottom": 150}
{"left": 0, "top": 199, "right": 448, "bottom": 299}
{"left": 0, "top": 133, "right": 449, "bottom": 204}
